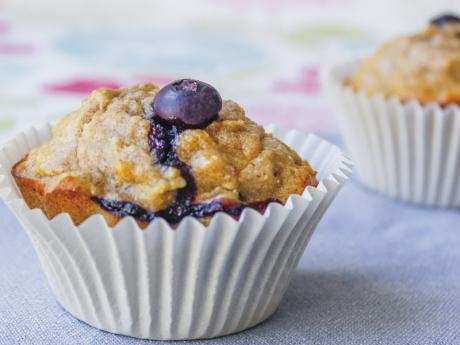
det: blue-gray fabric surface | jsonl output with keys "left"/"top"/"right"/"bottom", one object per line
{"left": 1, "top": 176, "right": 460, "bottom": 344}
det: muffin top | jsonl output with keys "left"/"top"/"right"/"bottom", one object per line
{"left": 15, "top": 81, "right": 316, "bottom": 223}
{"left": 349, "top": 14, "right": 460, "bottom": 105}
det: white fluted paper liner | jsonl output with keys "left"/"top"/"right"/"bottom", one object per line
{"left": 0, "top": 123, "right": 351, "bottom": 340}
{"left": 324, "top": 60, "right": 460, "bottom": 207}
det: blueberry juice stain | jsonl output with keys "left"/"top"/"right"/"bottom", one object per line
{"left": 93, "top": 116, "right": 278, "bottom": 224}
{"left": 93, "top": 79, "right": 279, "bottom": 224}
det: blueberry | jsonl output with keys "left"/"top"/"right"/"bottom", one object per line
{"left": 153, "top": 79, "right": 222, "bottom": 128}
{"left": 430, "top": 14, "right": 460, "bottom": 27}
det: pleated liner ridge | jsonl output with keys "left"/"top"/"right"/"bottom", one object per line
{"left": 0, "top": 123, "right": 352, "bottom": 340}
{"left": 325, "top": 61, "right": 460, "bottom": 207}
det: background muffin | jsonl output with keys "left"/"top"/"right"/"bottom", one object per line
{"left": 350, "top": 14, "right": 460, "bottom": 105}
{"left": 326, "top": 14, "right": 460, "bottom": 207}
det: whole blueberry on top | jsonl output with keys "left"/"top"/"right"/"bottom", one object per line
{"left": 153, "top": 79, "right": 222, "bottom": 128}
{"left": 430, "top": 13, "right": 460, "bottom": 27}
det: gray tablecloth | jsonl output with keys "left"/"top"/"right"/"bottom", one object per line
{"left": 2, "top": 178, "right": 460, "bottom": 345}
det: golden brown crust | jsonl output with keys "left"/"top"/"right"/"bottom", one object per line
{"left": 350, "top": 23, "right": 460, "bottom": 105}
{"left": 12, "top": 157, "right": 145, "bottom": 227}
{"left": 13, "top": 155, "right": 316, "bottom": 228}
{"left": 11, "top": 83, "right": 317, "bottom": 227}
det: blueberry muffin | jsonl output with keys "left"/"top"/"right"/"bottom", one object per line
{"left": 350, "top": 14, "right": 460, "bottom": 105}
{"left": 12, "top": 80, "right": 317, "bottom": 226}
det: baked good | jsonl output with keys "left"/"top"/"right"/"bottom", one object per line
{"left": 12, "top": 79, "right": 317, "bottom": 226}
{"left": 326, "top": 14, "right": 460, "bottom": 208}
{"left": 349, "top": 14, "right": 460, "bottom": 105}
{"left": 1, "top": 79, "right": 351, "bottom": 340}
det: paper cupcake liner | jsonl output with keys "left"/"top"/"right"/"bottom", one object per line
{"left": 0, "top": 123, "right": 351, "bottom": 340}
{"left": 324, "top": 60, "right": 460, "bottom": 208}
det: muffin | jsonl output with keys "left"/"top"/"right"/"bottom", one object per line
{"left": 325, "top": 14, "right": 460, "bottom": 207}
{"left": 350, "top": 14, "right": 460, "bottom": 105}
{"left": 0, "top": 79, "right": 351, "bottom": 340}
{"left": 12, "top": 80, "right": 317, "bottom": 226}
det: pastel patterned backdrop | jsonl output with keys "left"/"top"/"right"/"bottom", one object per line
{"left": 0, "top": 0, "right": 457, "bottom": 141}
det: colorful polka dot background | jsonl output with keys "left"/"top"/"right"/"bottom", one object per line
{"left": 0, "top": 0, "right": 452, "bottom": 140}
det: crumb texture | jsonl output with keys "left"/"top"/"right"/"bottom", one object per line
{"left": 350, "top": 22, "right": 460, "bottom": 104}
{"left": 13, "top": 83, "right": 316, "bottom": 223}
